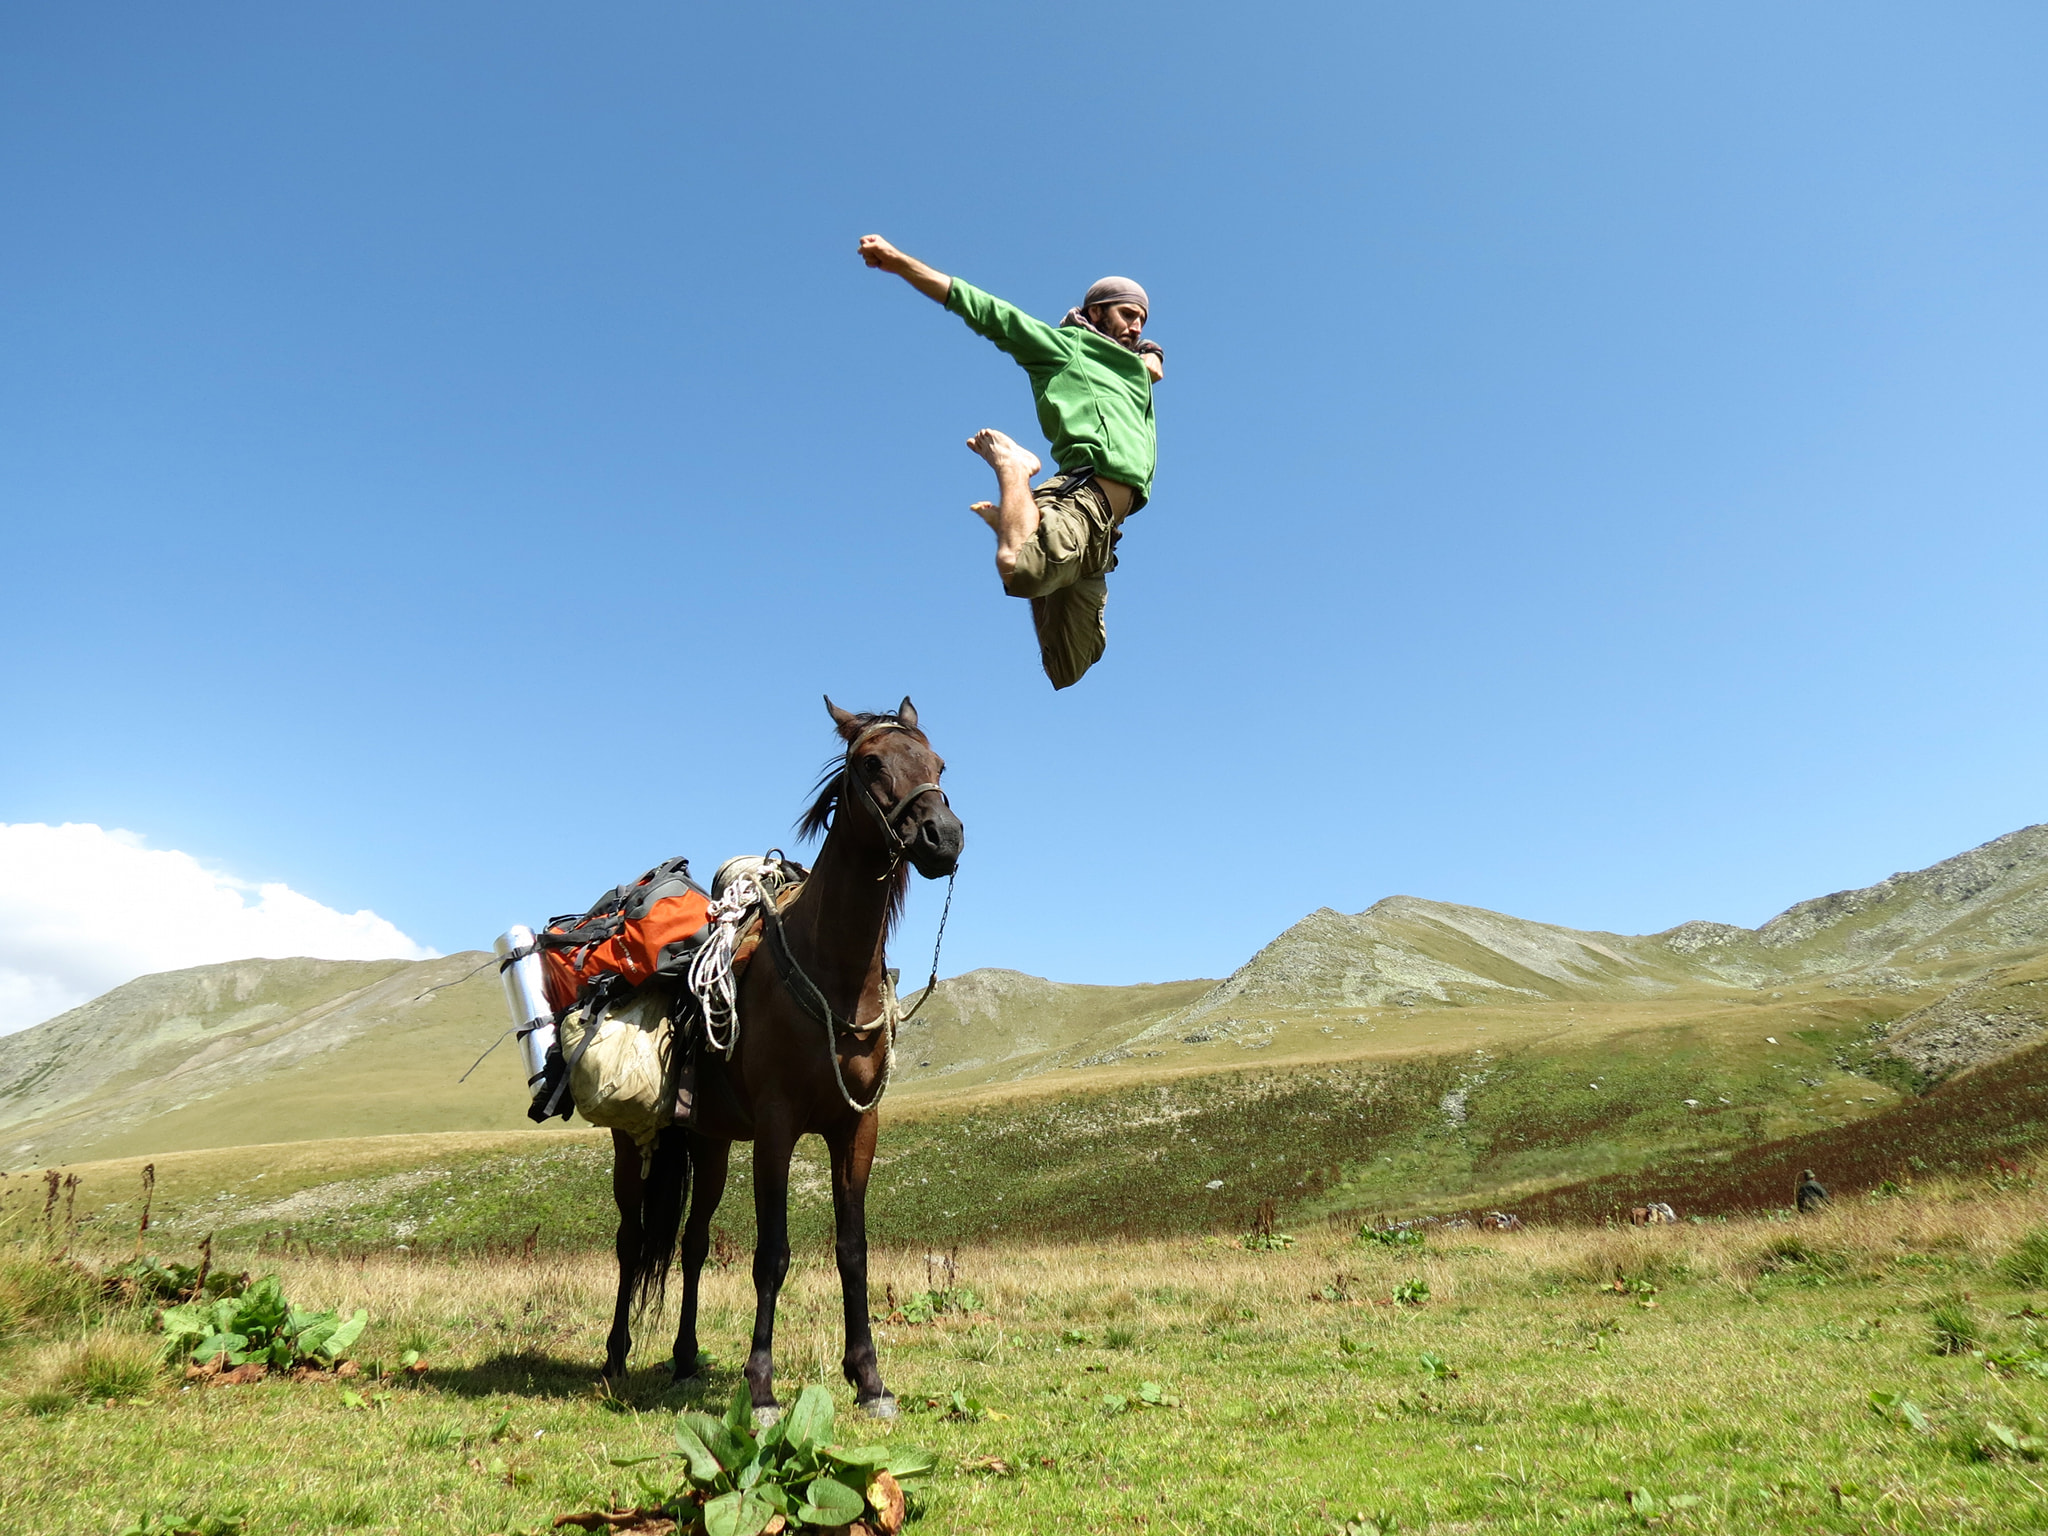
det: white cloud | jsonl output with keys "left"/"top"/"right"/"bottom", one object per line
{"left": 0, "top": 822, "right": 435, "bottom": 1035}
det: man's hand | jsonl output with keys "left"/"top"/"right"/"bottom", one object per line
{"left": 1143, "top": 352, "right": 1164, "bottom": 383}
{"left": 858, "top": 234, "right": 907, "bottom": 273}
{"left": 858, "top": 234, "right": 951, "bottom": 304}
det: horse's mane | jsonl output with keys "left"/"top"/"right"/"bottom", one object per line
{"left": 795, "top": 712, "right": 918, "bottom": 932}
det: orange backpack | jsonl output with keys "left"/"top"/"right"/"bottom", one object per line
{"left": 534, "top": 857, "right": 712, "bottom": 1011}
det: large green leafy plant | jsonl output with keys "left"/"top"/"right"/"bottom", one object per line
{"left": 606, "top": 1383, "right": 933, "bottom": 1536}
{"left": 157, "top": 1274, "right": 367, "bottom": 1370}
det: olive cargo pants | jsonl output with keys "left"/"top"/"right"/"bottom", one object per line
{"left": 1002, "top": 469, "right": 1134, "bottom": 690}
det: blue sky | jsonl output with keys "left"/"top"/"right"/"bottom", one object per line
{"left": 3, "top": 2, "right": 2045, "bottom": 1019}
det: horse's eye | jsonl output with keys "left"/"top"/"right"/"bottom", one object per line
{"left": 862, "top": 756, "right": 884, "bottom": 779}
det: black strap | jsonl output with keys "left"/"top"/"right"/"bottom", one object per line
{"left": 756, "top": 891, "right": 893, "bottom": 1116}
{"left": 534, "top": 914, "right": 623, "bottom": 950}
{"left": 541, "top": 994, "right": 610, "bottom": 1119}
{"left": 757, "top": 892, "right": 864, "bottom": 1036}
{"left": 497, "top": 942, "right": 538, "bottom": 970}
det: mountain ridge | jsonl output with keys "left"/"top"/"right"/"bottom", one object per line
{"left": 1133, "top": 824, "right": 2048, "bottom": 1045}
{"left": 6, "top": 824, "right": 2047, "bottom": 1165}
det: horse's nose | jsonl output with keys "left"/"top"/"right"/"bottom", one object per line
{"left": 917, "top": 808, "right": 964, "bottom": 864}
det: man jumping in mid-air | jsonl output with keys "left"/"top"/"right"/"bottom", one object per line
{"left": 858, "top": 234, "right": 1163, "bottom": 689}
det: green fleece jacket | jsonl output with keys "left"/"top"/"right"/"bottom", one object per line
{"left": 946, "top": 279, "right": 1157, "bottom": 503}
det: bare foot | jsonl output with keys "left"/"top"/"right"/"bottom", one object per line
{"left": 965, "top": 428, "right": 1041, "bottom": 480}
{"left": 964, "top": 429, "right": 1042, "bottom": 579}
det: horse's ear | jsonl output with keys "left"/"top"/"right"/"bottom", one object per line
{"left": 824, "top": 695, "right": 858, "bottom": 739}
{"left": 896, "top": 696, "right": 918, "bottom": 730}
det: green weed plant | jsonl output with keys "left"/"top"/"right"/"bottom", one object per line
{"left": 605, "top": 1382, "right": 933, "bottom": 1535}
{"left": 1358, "top": 1224, "right": 1424, "bottom": 1251}
{"left": 157, "top": 1273, "right": 366, "bottom": 1370}
{"left": 898, "top": 1285, "right": 978, "bottom": 1324}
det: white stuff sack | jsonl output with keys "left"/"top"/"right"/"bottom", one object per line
{"left": 560, "top": 985, "right": 677, "bottom": 1156}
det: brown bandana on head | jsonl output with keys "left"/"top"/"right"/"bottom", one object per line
{"left": 1082, "top": 276, "right": 1149, "bottom": 313}
{"left": 1060, "top": 275, "right": 1162, "bottom": 359}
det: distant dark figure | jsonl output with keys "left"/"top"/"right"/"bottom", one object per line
{"left": 1796, "top": 1168, "right": 1830, "bottom": 1213}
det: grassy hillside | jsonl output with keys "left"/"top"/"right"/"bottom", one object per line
{"left": 892, "top": 969, "right": 1215, "bottom": 1090}
{"left": 6, "top": 823, "right": 2048, "bottom": 1245}
{"left": 1523, "top": 1029, "right": 2048, "bottom": 1224}
{"left": 1, "top": 987, "right": 1965, "bottom": 1260}
{"left": 0, "top": 955, "right": 539, "bottom": 1165}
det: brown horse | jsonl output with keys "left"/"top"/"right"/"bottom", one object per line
{"left": 602, "top": 696, "right": 963, "bottom": 1420}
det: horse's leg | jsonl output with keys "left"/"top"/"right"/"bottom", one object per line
{"left": 827, "top": 1111, "right": 894, "bottom": 1416}
{"left": 603, "top": 1128, "right": 642, "bottom": 1379}
{"left": 671, "top": 1133, "right": 731, "bottom": 1382}
{"left": 743, "top": 1110, "right": 798, "bottom": 1418}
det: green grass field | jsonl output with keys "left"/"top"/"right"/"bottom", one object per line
{"left": 8, "top": 1164, "right": 2048, "bottom": 1534}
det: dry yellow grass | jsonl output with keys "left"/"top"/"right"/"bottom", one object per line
{"left": 222, "top": 1182, "right": 2025, "bottom": 1351}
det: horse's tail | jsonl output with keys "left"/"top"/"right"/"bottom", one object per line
{"left": 633, "top": 1127, "right": 690, "bottom": 1314}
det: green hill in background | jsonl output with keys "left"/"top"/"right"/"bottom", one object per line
{"left": 6, "top": 824, "right": 2048, "bottom": 1245}
{"left": 0, "top": 955, "right": 527, "bottom": 1164}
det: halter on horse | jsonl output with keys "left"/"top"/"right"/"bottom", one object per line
{"left": 841, "top": 717, "right": 949, "bottom": 878}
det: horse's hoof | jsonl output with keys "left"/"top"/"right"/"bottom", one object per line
{"left": 858, "top": 1394, "right": 899, "bottom": 1421}
{"left": 752, "top": 1404, "right": 782, "bottom": 1429}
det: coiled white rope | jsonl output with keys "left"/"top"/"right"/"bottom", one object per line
{"left": 687, "top": 869, "right": 767, "bottom": 1057}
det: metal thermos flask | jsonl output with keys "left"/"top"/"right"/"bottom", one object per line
{"left": 494, "top": 925, "right": 556, "bottom": 1088}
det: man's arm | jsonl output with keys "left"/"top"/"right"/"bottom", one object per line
{"left": 858, "top": 234, "right": 951, "bottom": 303}
{"left": 862, "top": 234, "right": 1066, "bottom": 369}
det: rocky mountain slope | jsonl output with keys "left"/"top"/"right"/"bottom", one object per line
{"left": 1112, "top": 825, "right": 2048, "bottom": 1064}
